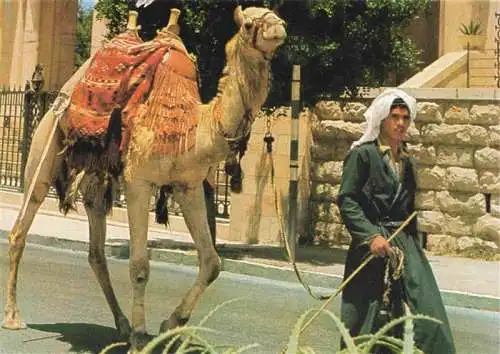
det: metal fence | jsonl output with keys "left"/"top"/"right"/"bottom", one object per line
{"left": 0, "top": 87, "right": 25, "bottom": 190}
{"left": 0, "top": 67, "right": 231, "bottom": 219}
{"left": 495, "top": 12, "right": 500, "bottom": 88}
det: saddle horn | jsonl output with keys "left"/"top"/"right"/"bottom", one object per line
{"left": 164, "top": 8, "right": 181, "bottom": 35}
{"left": 127, "top": 10, "right": 139, "bottom": 31}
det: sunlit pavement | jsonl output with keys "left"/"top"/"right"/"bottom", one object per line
{"left": 0, "top": 243, "right": 499, "bottom": 353}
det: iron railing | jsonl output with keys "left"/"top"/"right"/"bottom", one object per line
{"left": 495, "top": 12, "right": 500, "bottom": 88}
{"left": 0, "top": 87, "right": 25, "bottom": 190}
{"left": 0, "top": 66, "right": 231, "bottom": 218}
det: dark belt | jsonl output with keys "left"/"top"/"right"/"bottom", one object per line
{"left": 378, "top": 219, "right": 407, "bottom": 238}
{"left": 380, "top": 220, "right": 404, "bottom": 228}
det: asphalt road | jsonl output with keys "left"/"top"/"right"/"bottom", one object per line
{"left": 0, "top": 243, "right": 499, "bottom": 353}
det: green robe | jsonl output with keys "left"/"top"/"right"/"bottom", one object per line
{"left": 337, "top": 140, "right": 456, "bottom": 353}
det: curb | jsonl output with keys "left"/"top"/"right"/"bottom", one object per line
{"left": 1, "top": 232, "right": 498, "bottom": 312}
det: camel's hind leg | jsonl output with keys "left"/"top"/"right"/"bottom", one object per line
{"left": 159, "top": 184, "right": 221, "bottom": 332}
{"left": 80, "top": 175, "right": 131, "bottom": 339}
{"left": 2, "top": 112, "right": 62, "bottom": 329}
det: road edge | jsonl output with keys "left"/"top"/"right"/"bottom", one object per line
{"left": 0, "top": 233, "right": 498, "bottom": 312}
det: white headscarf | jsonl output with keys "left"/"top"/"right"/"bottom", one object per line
{"left": 350, "top": 88, "right": 417, "bottom": 149}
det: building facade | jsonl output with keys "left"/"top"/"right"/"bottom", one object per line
{"left": 0, "top": 0, "right": 77, "bottom": 90}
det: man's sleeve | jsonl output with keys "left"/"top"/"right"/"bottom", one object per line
{"left": 337, "top": 149, "right": 381, "bottom": 245}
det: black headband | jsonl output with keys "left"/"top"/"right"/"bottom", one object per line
{"left": 391, "top": 97, "right": 408, "bottom": 109}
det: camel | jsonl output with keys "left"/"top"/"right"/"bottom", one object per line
{"left": 2, "top": 5, "right": 286, "bottom": 351}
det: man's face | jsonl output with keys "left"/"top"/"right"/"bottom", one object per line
{"left": 381, "top": 106, "right": 411, "bottom": 144}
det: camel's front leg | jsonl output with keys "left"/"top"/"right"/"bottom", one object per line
{"left": 2, "top": 111, "right": 61, "bottom": 330}
{"left": 159, "top": 184, "right": 221, "bottom": 332}
{"left": 125, "top": 179, "right": 154, "bottom": 351}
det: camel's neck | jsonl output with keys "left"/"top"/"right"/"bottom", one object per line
{"left": 209, "top": 35, "right": 270, "bottom": 139}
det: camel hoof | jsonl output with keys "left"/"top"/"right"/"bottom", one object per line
{"left": 159, "top": 315, "right": 189, "bottom": 333}
{"left": 129, "top": 330, "right": 153, "bottom": 353}
{"left": 2, "top": 314, "right": 27, "bottom": 330}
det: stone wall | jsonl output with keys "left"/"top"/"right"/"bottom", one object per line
{"left": 309, "top": 98, "right": 500, "bottom": 253}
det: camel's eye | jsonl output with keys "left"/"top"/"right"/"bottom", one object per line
{"left": 244, "top": 21, "right": 253, "bottom": 30}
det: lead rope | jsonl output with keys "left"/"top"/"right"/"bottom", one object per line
{"left": 265, "top": 116, "right": 329, "bottom": 301}
{"left": 382, "top": 246, "right": 405, "bottom": 309}
{"left": 299, "top": 212, "right": 417, "bottom": 335}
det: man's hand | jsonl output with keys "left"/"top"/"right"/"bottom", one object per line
{"left": 370, "top": 235, "right": 392, "bottom": 257}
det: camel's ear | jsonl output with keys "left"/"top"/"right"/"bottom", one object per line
{"left": 234, "top": 5, "right": 245, "bottom": 28}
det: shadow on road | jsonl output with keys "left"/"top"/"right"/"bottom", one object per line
{"left": 27, "top": 323, "right": 206, "bottom": 354}
{"left": 146, "top": 238, "right": 347, "bottom": 266}
{"left": 28, "top": 323, "right": 128, "bottom": 353}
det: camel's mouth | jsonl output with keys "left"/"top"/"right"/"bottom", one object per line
{"left": 259, "top": 11, "right": 287, "bottom": 46}
{"left": 262, "top": 24, "right": 287, "bottom": 45}
{"left": 255, "top": 18, "right": 287, "bottom": 57}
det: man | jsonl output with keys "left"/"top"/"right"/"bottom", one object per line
{"left": 337, "top": 89, "right": 455, "bottom": 353}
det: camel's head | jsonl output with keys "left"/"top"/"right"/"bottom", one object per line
{"left": 234, "top": 6, "right": 287, "bottom": 60}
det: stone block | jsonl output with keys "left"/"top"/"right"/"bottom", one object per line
{"left": 444, "top": 105, "right": 470, "bottom": 124}
{"left": 408, "top": 144, "right": 436, "bottom": 165}
{"left": 470, "top": 104, "right": 500, "bottom": 126}
{"left": 426, "top": 234, "right": 457, "bottom": 253}
{"left": 474, "top": 147, "right": 500, "bottom": 171}
{"left": 446, "top": 167, "right": 479, "bottom": 192}
{"left": 311, "top": 142, "right": 337, "bottom": 161}
{"left": 311, "top": 119, "right": 324, "bottom": 140}
{"left": 444, "top": 214, "right": 473, "bottom": 236}
{"left": 343, "top": 102, "right": 367, "bottom": 122}
{"left": 488, "top": 125, "right": 500, "bottom": 147}
{"left": 335, "top": 141, "right": 352, "bottom": 161}
{"left": 312, "top": 161, "right": 344, "bottom": 184}
{"left": 436, "top": 146, "right": 474, "bottom": 168}
{"left": 415, "top": 191, "right": 436, "bottom": 210}
{"left": 312, "top": 183, "right": 339, "bottom": 202}
{"left": 436, "top": 191, "right": 485, "bottom": 216}
{"left": 420, "top": 124, "right": 488, "bottom": 146}
{"left": 416, "top": 102, "right": 443, "bottom": 123}
{"left": 478, "top": 171, "right": 500, "bottom": 194}
{"left": 315, "top": 120, "right": 365, "bottom": 141}
{"left": 313, "top": 221, "right": 347, "bottom": 245}
{"left": 473, "top": 214, "right": 500, "bottom": 245}
{"left": 417, "top": 166, "right": 447, "bottom": 190}
{"left": 340, "top": 225, "right": 352, "bottom": 245}
{"left": 491, "top": 196, "right": 500, "bottom": 217}
{"left": 406, "top": 121, "right": 421, "bottom": 144}
{"left": 315, "top": 202, "right": 342, "bottom": 223}
{"left": 456, "top": 236, "right": 487, "bottom": 250}
{"left": 314, "top": 101, "right": 342, "bottom": 121}
{"left": 418, "top": 211, "right": 445, "bottom": 233}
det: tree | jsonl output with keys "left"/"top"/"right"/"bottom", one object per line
{"left": 75, "top": 4, "right": 93, "bottom": 68}
{"left": 94, "top": 0, "right": 430, "bottom": 106}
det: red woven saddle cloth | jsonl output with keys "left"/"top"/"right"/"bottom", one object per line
{"left": 131, "top": 49, "right": 201, "bottom": 155}
{"left": 65, "top": 31, "right": 168, "bottom": 139}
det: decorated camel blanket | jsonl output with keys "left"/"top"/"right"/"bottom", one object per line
{"left": 65, "top": 30, "right": 200, "bottom": 156}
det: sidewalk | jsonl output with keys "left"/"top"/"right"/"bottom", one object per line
{"left": 0, "top": 194, "right": 499, "bottom": 312}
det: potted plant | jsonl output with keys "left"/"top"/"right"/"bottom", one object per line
{"left": 459, "top": 18, "right": 486, "bottom": 50}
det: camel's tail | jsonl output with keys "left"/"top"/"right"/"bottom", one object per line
{"left": 155, "top": 185, "right": 172, "bottom": 226}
